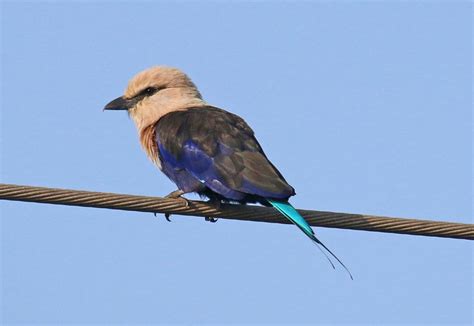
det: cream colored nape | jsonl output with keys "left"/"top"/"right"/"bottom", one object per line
{"left": 125, "top": 66, "right": 208, "bottom": 131}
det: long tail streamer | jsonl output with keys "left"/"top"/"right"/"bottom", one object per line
{"left": 268, "top": 199, "right": 353, "bottom": 280}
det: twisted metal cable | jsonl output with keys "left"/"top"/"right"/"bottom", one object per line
{"left": 1, "top": 183, "right": 472, "bottom": 240}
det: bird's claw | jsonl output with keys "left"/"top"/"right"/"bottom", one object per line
{"left": 165, "top": 190, "right": 190, "bottom": 208}
{"left": 205, "top": 216, "right": 218, "bottom": 223}
{"left": 161, "top": 190, "right": 191, "bottom": 222}
{"left": 204, "top": 198, "right": 220, "bottom": 223}
{"left": 165, "top": 189, "right": 184, "bottom": 199}
{"left": 178, "top": 197, "right": 190, "bottom": 208}
{"left": 154, "top": 212, "right": 172, "bottom": 222}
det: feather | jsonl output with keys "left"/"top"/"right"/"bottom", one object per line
{"left": 268, "top": 199, "right": 353, "bottom": 279}
{"left": 154, "top": 106, "right": 295, "bottom": 203}
{"left": 139, "top": 124, "right": 161, "bottom": 168}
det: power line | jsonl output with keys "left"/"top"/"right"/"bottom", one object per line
{"left": 1, "top": 183, "right": 472, "bottom": 240}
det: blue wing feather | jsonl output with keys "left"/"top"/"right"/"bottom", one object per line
{"left": 155, "top": 107, "right": 295, "bottom": 201}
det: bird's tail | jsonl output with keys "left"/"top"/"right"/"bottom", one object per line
{"left": 268, "top": 199, "right": 353, "bottom": 279}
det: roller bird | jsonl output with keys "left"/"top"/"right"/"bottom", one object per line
{"left": 104, "top": 66, "right": 351, "bottom": 277}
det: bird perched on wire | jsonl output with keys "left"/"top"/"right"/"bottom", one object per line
{"left": 104, "top": 66, "right": 351, "bottom": 278}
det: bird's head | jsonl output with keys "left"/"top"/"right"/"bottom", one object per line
{"left": 104, "top": 66, "right": 206, "bottom": 131}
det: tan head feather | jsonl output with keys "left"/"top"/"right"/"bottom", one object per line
{"left": 125, "top": 66, "right": 207, "bottom": 131}
{"left": 117, "top": 66, "right": 207, "bottom": 167}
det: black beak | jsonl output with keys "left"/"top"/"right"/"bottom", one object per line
{"left": 103, "top": 96, "right": 132, "bottom": 111}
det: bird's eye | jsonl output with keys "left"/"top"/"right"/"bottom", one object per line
{"left": 136, "top": 87, "right": 159, "bottom": 98}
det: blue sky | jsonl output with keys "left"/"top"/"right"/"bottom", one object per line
{"left": 1, "top": 1, "right": 472, "bottom": 324}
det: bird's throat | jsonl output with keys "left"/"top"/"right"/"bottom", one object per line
{"left": 139, "top": 124, "right": 161, "bottom": 169}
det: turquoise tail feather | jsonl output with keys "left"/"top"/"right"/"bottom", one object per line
{"left": 268, "top": 200, "right": 314, "bottom": 239}
{"left": 268, "top": 199, "right": 353, "bottom": 280}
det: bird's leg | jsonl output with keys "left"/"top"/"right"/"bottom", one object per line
{"left": 165, "top": 189, "right": 190, "bottom": 207}
{"left": 159, "top": 189, "right": 190, "bottom": 222}
{"left": 204, "top": 197, "right": 221, "bottom": 223}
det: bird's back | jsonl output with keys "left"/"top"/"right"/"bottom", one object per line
{"left": 154, "top": 106, "right": 295, "bottom": 204}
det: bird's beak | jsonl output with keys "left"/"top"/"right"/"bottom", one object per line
{"left": 103, "top": 96, "right": 133, "bottom": 111}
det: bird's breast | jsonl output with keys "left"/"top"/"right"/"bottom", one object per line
{"left": 139, "top": 124, "right": 162, "bottom": 170}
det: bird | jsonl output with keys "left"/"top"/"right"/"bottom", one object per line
{"left": 104, "top": 66, "right": 352, "bottom": 278}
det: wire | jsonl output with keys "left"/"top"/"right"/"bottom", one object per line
{"left": 0, "top": 183, "right": 472, "bottom": 240}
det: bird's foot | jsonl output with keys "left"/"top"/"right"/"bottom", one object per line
{"left": 165, "top": 189, "right": 190, "bottom": 207}
{"left": 204, "top": 197, "right": 221, "bottom": 223}
{"left": 154, "top": 211, "right": 172, "bottom": 222}
{"left": 158, "top": 190, "right": 191, "bottom": 222}
{"left": 164, "top": 213, "right": 172, "bottom": 222}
